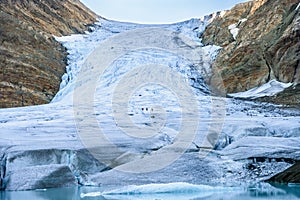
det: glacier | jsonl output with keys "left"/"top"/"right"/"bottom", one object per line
{"left": 0, "top": 16, "right": 299, "bottom": 192}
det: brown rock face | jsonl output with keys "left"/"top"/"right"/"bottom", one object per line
{"left": 203, "top": 0, "right": 300, "bottom": 99}
{"left": 0, "top": 0, "right": 97, "bottom": 108}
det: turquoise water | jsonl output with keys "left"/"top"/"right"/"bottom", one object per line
{"left": 1, "top": 183, "right": 300, "bottom": 200}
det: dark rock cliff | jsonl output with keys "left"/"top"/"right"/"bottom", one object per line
{"left": 0, "top": 0, "right": 97, "bottom": 108}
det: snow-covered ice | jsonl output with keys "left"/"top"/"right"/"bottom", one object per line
{"left": 228, "top": 79, "right": 293, "bottom": 99}
{"left": 228, "top": 18, "right": 247, "bottom": 40}
{"left": 229, "top": 23, "right": 240, "bottom": 40}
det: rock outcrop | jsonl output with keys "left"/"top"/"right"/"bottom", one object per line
{"left": 0, "top": 0, "right": 97, "bottom": 108}
{"left": 267, "top": 162, "right": 300, "bottom": 183}
{"left": 202, "top": 0, "right": 299, "bottom": 105}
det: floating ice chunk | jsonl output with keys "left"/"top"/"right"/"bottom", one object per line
{"left": 80, "top": 183, "right": 239, "bottom": 200}
{"left": 102, "top": 182, "right": 237, "bottom": 195}
{"left": 80, "top": 192, "right": 102, "bottom": 198}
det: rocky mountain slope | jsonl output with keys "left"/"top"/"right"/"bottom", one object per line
{"left": 0, "top": 0, "right": 97, "bottom": 108}
{"left": 202, "top": 0, "right": 299, "bottom": 106}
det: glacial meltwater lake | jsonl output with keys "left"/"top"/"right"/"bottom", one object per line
{"left": 1, "top": 183, "right": 300, "bottom": 200}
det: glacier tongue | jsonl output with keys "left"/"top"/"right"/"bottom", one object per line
{"left": 0, "top": 17, "right": 299, "bottom": 191}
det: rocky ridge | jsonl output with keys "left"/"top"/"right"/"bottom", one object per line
{"left": 202, "top": 0, "right": 299, "bottom": 106}
{"left": 0, "top": 0, "right": 97, "bottom": 108}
